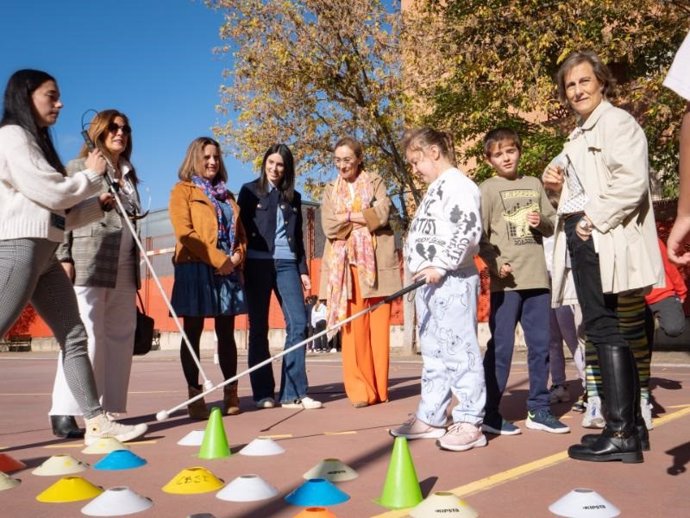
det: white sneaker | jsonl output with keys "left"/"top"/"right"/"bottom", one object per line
{"left": 84, "top": 414, "right": 147, "bottom": 446}
{"left": 282, "top": 396, "right": 323, "bottom": 409}
{"left": 641, "top": 398, "right": 653, "bottom": 430}
{"left": 581, "top": 396, "right": 606, "bottom": 429}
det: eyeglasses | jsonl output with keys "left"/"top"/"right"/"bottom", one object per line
{"left": 334, "top": 157, "right": 356, "bottom": 166}
{"left": 107, "top": 122, "right": 132, "bottom": 135}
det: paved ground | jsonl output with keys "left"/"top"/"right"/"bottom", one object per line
{"left": 1, "top": 349, "right": 689, "bottom": 517}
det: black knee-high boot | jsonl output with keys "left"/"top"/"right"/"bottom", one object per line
{"left": 578, "top": 349, "right": 650, "bottom": 451}
{"left": 568, "top": 345, "right": 643, "bottom": 463}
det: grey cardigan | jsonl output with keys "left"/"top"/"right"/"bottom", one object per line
{"left": 56, "top": 158, "right": 141, "bottom": 289}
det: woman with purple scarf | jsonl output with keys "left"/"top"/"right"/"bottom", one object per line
{"left": 169, "top": 137, "right": 248, "bottom": 419}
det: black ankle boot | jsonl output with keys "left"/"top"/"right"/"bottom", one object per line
{"left": 568, "top": 345, "right": 643, "bottom": 463}
{"left": 579, "top": 422, "right": 650, "bottom": 451}
{"left": 51, "top": 415, "right": 85, "bottom": 439}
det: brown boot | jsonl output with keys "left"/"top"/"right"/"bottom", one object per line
{"left": 223, "top": 383, "right": 241, "bottom": 416}
{"left": 187, "top": 386, "right": 210, "bottom": 420}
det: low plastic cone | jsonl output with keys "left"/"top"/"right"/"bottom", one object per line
{"left": 36, "top": 476, "right": 103, "bottom": 503}
{"left": 549, "top": 488, "right": 620, "bottom": 517}
{"left": 162, "top": 467, "right": 224, "bottom": 494}
{"left": 81, "top": 486, "right": 153, "bottom": 516}
{"left": 294, "top": 508, "right": 338, "bottom": 518}
{"left": 216, "top": 474, "right": 279, "bottom": 502}
{"left": 0, "top": 472, "right": 21, "bottom": 491}
{"left": 409, "top": 491, "right": 479, "bottom": 518}
{"left": 375, "top": 437, "right": 423, "bottom": 509}
{"left": 93, "top": 450, "right": 147, "bottom": 471}
{"left": 177, "top": 430, "right": 205, "bottom": 446}
{"left": 303, "top": 458, "right": 358, "bottom": 482}
{"left": 0, "top": 453, "right": 26, "bottom": 473}
{"left": 198, "top": 407, "right": 230, "bottom": 459}
{"left": 82, "top": 438, "right": 128, "bottom": 455}
{"left": 32, "top": 454, "right": 88, "bottom": 476}
{"left": 239, "top": 437, "right": 285, "bottom": 456}
{"left": 285, "top": 478, "right": 349, "bottom": 506}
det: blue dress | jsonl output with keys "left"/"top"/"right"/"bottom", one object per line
{"left": 171, "top": 200, "right": 247, "bottom": 317}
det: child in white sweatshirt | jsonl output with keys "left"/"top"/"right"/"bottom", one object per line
{"left": 390, "top": 127, "right": 487, "bottom": 452}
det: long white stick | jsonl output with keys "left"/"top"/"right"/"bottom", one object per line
{"left": 155, "top": 279, "right": 425, "bottom": 421}
{"left": 89, "top": 139, "right": 214, "bottom": 390}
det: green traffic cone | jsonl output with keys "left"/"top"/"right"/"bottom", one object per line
{"left": 375, "top": 436, "right": 423, "bottom": 509}
{"left": 198, "top": 407, "right": 231, "bottom": 459}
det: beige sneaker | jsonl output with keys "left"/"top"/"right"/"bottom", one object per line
{"left": 84, "top": 414, "right": 148, "bottom": 446}
{"left": 437, "top": 422, "right": 487, "bottom": 452}
{"left": 390, "top": 416, "right": 446, "bottom": 439}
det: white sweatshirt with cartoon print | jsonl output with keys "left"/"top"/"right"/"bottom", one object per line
{"left": 405, "top": 167, "right": 482, "bottom": 276}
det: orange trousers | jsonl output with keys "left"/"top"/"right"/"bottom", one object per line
{"left": 341, "top": 266, "right": 391, "bottom": 405}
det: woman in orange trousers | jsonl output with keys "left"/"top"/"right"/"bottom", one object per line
{"left": 319, "top": 136, "right": 402, "bottom": 407}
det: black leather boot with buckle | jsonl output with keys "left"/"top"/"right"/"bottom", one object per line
{"left": 568, "top": 345, "right": 643, "bottom": 463}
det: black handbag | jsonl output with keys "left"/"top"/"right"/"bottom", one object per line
{"left": 134, "top": 292, "right": 154, "bottom": 356}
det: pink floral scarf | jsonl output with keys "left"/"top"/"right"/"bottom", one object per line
{"left": 325, "top": 171, "right": 377, "bottom": 336}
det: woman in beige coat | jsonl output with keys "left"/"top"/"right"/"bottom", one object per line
{"left": 543, "top": 51, "right": 662, "bottom": 464}
{"left": 320, "top": 136, "right": 402, "bottom": 407}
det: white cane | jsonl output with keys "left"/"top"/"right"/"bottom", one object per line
{"left": 155, "top": 279, "right": 426, "bottom": 421}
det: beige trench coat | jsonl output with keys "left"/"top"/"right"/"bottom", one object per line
{"left": 551, "top": 101, "right": 663, "bottom": 307}
{"left": 318, "top": 171, "right": 402, "bottom": 300}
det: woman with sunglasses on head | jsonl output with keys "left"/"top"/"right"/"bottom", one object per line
{"left": 238, "top": 144, "right": 322, "bottom": 410}
{"left": 48, "top": 110, "right": 145, "bottom": 438}
{"left": 0, "top": 69, "right": 147, "bottom": 444}
{"left": 319, "top": 136, "right": 401, "bottom": 408}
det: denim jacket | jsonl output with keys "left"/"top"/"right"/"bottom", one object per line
{"left": 237, "top": 179, "right": 308, "bottom": 275}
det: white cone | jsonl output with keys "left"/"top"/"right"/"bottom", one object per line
{"left": 81, "top": 486, "right": 153, "bottom": 516}
{"left": 32, "top": 455, "right": 88, "bottom": 476}
{"left": 239, "top": 437, "right": 285, "bottom": 456}
{"left": 303, "top": 458, "right": 358, "bottom": 482}
{"left": 410, "top": 492, "right": 478, "bottom": 518}
{"left": 177, "top": 430, "right": 206, "bottom": 446}
{"left": 82, "top": 438, "right": 128, "bottom": 455}
{"left": 216, "top": 474, "right": 279, "bottom": 502}
{"left": 549, "top": 488, "right": 620, "bottom": 517}
{"left": 0, "top": 472, "right": 21, "bottom": 491}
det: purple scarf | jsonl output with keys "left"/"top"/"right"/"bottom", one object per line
{"left": 191, "top": 175, "right": 235, "bottom": 248}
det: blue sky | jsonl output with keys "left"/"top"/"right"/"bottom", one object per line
{"left": 1, "top": 0, "right": 257, "bottom": 210}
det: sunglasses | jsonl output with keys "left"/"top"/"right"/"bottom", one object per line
{"left": 107, "top": 122, "right": 132, "bottom": 135}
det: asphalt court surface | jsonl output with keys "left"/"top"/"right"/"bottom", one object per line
{"left": 0, "top": 350, "right": 689, "bottom": 517}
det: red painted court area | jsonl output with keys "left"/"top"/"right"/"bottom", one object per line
{"left": 0, "top": 350, "right": 689, "bottom": 517}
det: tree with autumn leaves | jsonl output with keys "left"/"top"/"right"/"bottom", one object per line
{"left": 208, "top": 0, "right": 689, "bottom": 218}
{"left": 206, "top": 0, "right": 422, "bottom": 223}
{"left": 405, "top": 0, "right": 690, "bottom": 195}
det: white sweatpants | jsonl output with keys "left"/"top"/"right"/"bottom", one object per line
{"left": 50, "top": 285, "right": 136, "bottom": 415}
{"left": 415, "top": 268, "right": 486, "bottom": 427}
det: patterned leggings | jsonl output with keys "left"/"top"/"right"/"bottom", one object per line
{"left": 585, "top": 293, "right": 651, "bottom": 400}
{"left": 0, "top": 238, "right": 101, "bottom": 418}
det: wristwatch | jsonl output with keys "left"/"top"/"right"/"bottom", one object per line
{"left": 578, "top": 218, "right": 593, "bottom": 232}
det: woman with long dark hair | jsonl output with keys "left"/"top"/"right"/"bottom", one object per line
{"left": 238, "top": 144, "right": 322, "bottom": 410}
{"left": 0, "top": 69, "right": 147, "bottom": 444}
